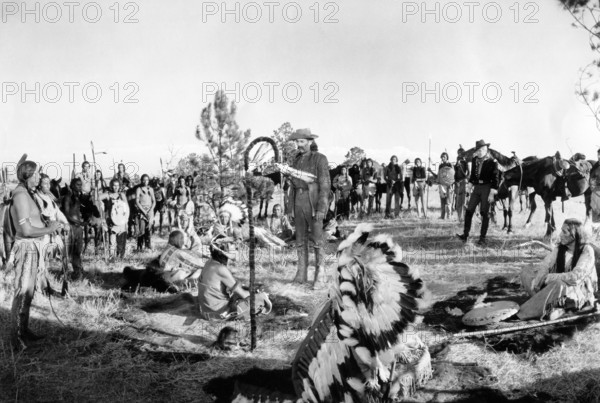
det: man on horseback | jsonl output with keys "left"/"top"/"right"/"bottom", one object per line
{"left": 287, "top": 128, "right": 330, "bottom": 288}
{"left": 457, "top": 140, "right": 500, "bottom": 246}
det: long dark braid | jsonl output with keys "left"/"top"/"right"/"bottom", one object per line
{"left": 556, "top": 218, "right": 587, "bottom": 273}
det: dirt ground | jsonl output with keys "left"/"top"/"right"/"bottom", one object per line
{"left": 1, "top": 189, "right": 599, "bottom": 402}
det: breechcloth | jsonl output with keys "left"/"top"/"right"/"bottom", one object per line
{"left": 68, "top": 225, "right": 84, "bottom": 273}
{"left": 8, "top": 238, "right": 45, "bottom": 340}
{"left": 136, "top": 214, "right": 152, "bottom": 249}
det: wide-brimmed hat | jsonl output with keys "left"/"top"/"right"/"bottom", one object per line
{"left": 475, "top": 139, "right": 490, "bottom": 150}
{"left": 289, "top": 128, "right": 318, "bottom": 141}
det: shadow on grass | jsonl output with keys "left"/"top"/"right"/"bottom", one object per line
{"left": 424, "top": 276, "right": 600, "bottom": 356}
{"left": 0, "top": 306, "right": 219, "bottom": 402}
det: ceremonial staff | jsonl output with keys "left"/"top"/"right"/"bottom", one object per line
{"left": 71, "top": 153, "right": 76, "bottom": 182}
{"left": 243, "top": 136, "right": 279, "bottom": 351}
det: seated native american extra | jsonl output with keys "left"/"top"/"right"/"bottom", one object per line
{"left": 122, "top": 229, "right": 206, "bottom": 293}
{"left": 518, "top": 218, "right": 598, "bottom": 321}
{"left": 196, "top": 232, "right": 272, "bottom": 321}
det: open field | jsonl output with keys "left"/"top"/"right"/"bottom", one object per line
{"left": 1, "top": 189, "right": 599, "bottom": 402}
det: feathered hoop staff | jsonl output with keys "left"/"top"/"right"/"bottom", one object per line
{"left": 243, "top": 136, "right": 280, "bottom": 351}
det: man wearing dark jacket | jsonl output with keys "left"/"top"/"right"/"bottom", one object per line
{"left": 287, "top": 129, "right": 331, "bottom": 288}
{"left": 454, "top": 147, "right": 470, "bottom": 223}
{"left": 457, "top": 140, "right": 500, "bottom": 246}
{"left": 384, "top": 156, "right": 402, "bottom": 218}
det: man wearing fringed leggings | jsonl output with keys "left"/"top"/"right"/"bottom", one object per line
{"left": 7, "top": 158, "right": 63, "bottom": 349}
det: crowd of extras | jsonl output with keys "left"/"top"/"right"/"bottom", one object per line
{"left": 3, "top": 139, "right": 600, "bottom": 351}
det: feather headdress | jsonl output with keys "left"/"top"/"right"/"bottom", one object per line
{"left": 217, "top": 197, "right": 248, "bottom": 225}
{"left": 291, "top": 223, "right": 432, "bottom": 402}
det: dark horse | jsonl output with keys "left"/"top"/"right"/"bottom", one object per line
{"left": 499, "top": 152, "right": 589, "bottom": 237}
{"left": 253, "top": 171, "right": 281, "bottom": 220}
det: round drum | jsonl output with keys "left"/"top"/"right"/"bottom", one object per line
{"left": 462, "top": 300, "right": 519, "bottom": 327}
{"left": 438, "top": 166, "right": 455, "bottom": 187}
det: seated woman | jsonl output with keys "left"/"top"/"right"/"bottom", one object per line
{"left": 267, "top": 204, "right": 292, "bottom": 241}
{"left": 518, "top": 218, "right": 598, "bottom": 320}
{"left": 197, "top": 234, "right": 271, "bottom": 320}
{"left": 176, "top": 209, "right": 203, "bottom": 252}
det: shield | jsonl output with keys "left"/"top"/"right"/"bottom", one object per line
{"left": 110, "top": 199, "right": 130, "bottom": 227}
{"left": 438, "top": 166, "right": 455, "bottom": 187}
{"left": 462, "top": 301, "right": 519, "bottom": 327}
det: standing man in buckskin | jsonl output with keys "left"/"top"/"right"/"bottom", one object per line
{"left": 457, "top": 139, "right": 500, "bottom": 246}
{"left": 287, "top": 128, "right": 331, "bottom": 288}
{"left": 8, "top": 157, "right": 63, "bottom": 349}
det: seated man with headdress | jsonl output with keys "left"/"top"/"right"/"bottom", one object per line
{"left": 197, "top": 233, "right": 271, "bottom": 321}
{"left": 205, "top": 202, "right": 244, "bottom": 253}
{"left": 518, "top": 218, "right": 598, "bottom": 321}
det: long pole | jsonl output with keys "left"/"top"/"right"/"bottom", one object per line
{"left": 426, "top": 135, "right": 431, "bottom": 211}
{"left": 243, "top": 136, "right": 279, "bottom": 351}
{"left": 91, "top": 141, "right": 108, "bottom": 262}
{"left": 72, "top": 153, "right": 76, "bottom": 182}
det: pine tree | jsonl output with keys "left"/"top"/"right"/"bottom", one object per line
{"left": 197, "top": 91, "right": 251, "bottom": 195}
{"left": 272, "top": 122, "right": 297, "bottom": 165}
{"left": 343, "top": 147, "right": 367, "bottom": 166}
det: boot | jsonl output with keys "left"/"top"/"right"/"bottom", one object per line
{"left": 480, "top": 212, "right": 490, "bottom": 242}
{"left": 312, "top": 247, "right": 326, "bottom": 290}
{"left": 11, "top": 293, "right": 40, "bottom": 350}
{"left": 293, "top": 245, "right": 308, "bottom": 283}
{"left": 457, "top": 210, "right": 474, "bottom": 241}
{"left": 440, "top": 198, "right": 446, "bottom": 219}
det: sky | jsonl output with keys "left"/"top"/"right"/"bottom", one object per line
{"left": 1, "top": 0, "right": 598, "bottom": 180}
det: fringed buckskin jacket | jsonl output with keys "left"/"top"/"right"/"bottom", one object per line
{"left": 287, "top": 151, "right": 331, "bottom": 217}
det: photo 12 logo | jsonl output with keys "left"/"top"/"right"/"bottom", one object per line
{"left": 202, "top": 82, "right": 340, "bottom": 104}
{"left": 201, "top": 1, "right": 339, "bottom": 23}
{"left": 1, "top": 2, "right": 140, "bottom": 23}
{"left": 401, "top": 1, "right": 539, "bottom": 24}
{"left": 1, "top": 161, "right": 140, "bottom": 181}
{"left": 402, "top": 81, "right": 539, "bottom": 104}
{"left": 1, "top": 82, "right": 140, "bottom": 104}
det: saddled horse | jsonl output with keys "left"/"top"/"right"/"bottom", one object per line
{"left": 499, "top": 152, "right": 589, "bottom": 237}
{"left": 255, "top": 171, "right": 281, "bottom": 220}
{"left": 492, "top": 155, "right": 537, "bottom": 232}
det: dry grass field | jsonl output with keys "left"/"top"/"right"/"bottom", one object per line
{"left": 1, "top": 187, "right": 599, "bottom": 402}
